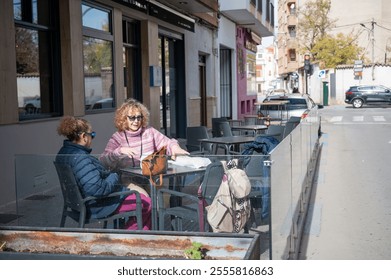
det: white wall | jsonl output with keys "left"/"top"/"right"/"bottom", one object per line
{"left": 308, "top": 64, "right": 323, "bottom": 104}
{"left": 306, "top": 64, "right": 391, "bottom": 105}
{"left": 334, "top": 65, "right": 391, "bottom": 103}
{"left": 185, "top": 23, "right": 215, "bottom": 99}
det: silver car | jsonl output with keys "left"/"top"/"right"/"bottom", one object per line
{"left": 257, "top": 93, "right": 318, "bottom": 123}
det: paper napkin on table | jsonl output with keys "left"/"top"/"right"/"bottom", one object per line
{"left": 168, "top": 156, "right": 211, "bottom": 169}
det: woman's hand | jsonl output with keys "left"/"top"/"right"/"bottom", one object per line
{"left": 170, "top": 145, "right": 190, "bottom": 160}
{"left": 119, "top": 147, "right": 136, "bottom": 158}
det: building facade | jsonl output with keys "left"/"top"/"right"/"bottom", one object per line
{"left": 256, "top": 42, "right": 279, "bottom": 102}
{"left": 220, "top": 0, "right": 274, "bottom": 119}
{"left": 276, "top": 0, "right": 299, "bottom": 93}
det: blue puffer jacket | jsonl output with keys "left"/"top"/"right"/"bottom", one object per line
{"left": 241, "top": 135, "right": 280, "bottom": 167}
{"left": 56, "top": 140, "right": 127, "bottom": 219}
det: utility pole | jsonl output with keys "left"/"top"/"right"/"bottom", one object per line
{"left": 360, "top": 18, "right": 376, "bottom": 80}
{"left": 371, "top": 18, "right": 375, "bottom": 80}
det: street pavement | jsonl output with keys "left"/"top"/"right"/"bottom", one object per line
{"left": 299, "top": 105, "right": 391, "bottom": 259}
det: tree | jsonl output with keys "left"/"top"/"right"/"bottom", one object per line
{"left": 311, "top": 33, "right": 364, "bottom": 68}
{"left": 297, "top": 0, "right": 363, "bottom": 67}
{"left": 15, "top": 28, "right": 39, "bottom": 74}
{"left": 297, "top": 0, "right": 336, "bottom": 53}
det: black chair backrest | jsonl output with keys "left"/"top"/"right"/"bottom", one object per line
{"left": 283, "top": 116, "right": 301, "bottom": 138}
{"left": 212, "top": 117, "right": 228, "bottom": 137}
{"left": 219, "top": 121, "right": 233, "bottom": 137}
{"left": 186, "top": 126, "right": 211, "bottom": 153}
{"left": 201, "top": 161, "right": 225, "bottom": 205}
{"left": 244, "top": 151, "right": 264, "bottom": 179}
{"left": 54, "top": 161, "right": 85, "bottom": 212}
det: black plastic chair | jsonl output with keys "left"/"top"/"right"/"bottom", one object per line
{"left": 211, "top": 117, "right": 228, "bottom": 137}
{"left": 54, "top": 161, "right": 143, "bottom": 229}
{"left": 186, "top": 126, "right": 213, "bottom": 154}
{"left": 243, "top": 151, "right": 269, "bottom": 230}
{"left": 217, "top": 121, "right": 242, "bottom": 154}
{"left": 157, "top": 161, "right": 224, "bottom": 232}
{"left": 265, "top": 124, "right": 284, "bottom": 142}
{"left": 282, "top": 116, "right": 301, "bottom": 139}
{"left": 219, "top": 121, "right": 233, "bottom": 137}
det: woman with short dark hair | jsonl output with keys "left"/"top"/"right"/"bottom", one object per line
{"left": 56, "top": 115, "right": 151, "bottom": 230}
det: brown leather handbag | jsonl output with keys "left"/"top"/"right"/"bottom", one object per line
{"left": 141, "top": 146, "right": 168, "bottom": 187}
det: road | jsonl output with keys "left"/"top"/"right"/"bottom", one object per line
{"left": 299, "top": 104, "right": 391, "bottom": 259}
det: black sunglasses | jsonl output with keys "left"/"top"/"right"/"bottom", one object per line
{"left": 127, "top": 115, "right": 143, "bottom": 122}
{"left": 85, "top": 131, "right": 96, "bottom": 139}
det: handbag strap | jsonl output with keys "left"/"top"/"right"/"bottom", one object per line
{"left": 147, "top": 174, "right": 164, "bottom": 189}
{"left": 124, "top": 131, "right": 143, "bottom": 167}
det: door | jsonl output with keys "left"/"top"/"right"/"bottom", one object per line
{"left": 122, "top": 19, "right": 142, "bottom": 100}
{"left": 158, "top": 33, "right": 186, "bottom": 138}
{"left": 373, "top": 85, "right": 391, "bottom": 103}
{"left": 220, "top": 49, "right": 232, "bottom": 118}
{"left": 322, "top": 82, "right": 329, "bottom": 106}
{"left": 362, "top": 86, "right": 385, "bottom": 103}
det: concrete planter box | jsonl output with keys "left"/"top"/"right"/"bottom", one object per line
{"left": 0, "top": 226, "right": 260, "bottom": 260}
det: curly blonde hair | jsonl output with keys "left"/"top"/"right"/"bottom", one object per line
{"left": 57, "top": 116, "right": 91, "bottom": 141}
{"left": 114, "top": 98, "right": 150, "bottom": 131}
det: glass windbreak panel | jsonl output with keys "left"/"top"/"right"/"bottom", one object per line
{"left": 11, "top": 153, "right": 271, "bottom": 259}
{"left": 269, "top": 136, "right": 292, "bottom": 260}
{"left": 83, "top": 37, "right": 114, "bottom": 111}
{"left": 82, "top": 3, "right": 111, "bottom": 32}
{"left": 13, "top": 154, "right": 61, "bottom": 227}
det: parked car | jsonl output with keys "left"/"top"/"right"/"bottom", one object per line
{"left": 345, "top": 85, "right": 391, "bottom": 108}
{"left": 258, "top": 93, "right": 318, "bottom": 122}
{"left": 90, "top": 97, "right": 114, "bottom": 110}
{"left": 24, "top": 97, "right": 41, "bottom": 113}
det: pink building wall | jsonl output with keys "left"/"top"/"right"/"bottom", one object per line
{"left": 236, "top": 27, "right": 257, "bottom": 120}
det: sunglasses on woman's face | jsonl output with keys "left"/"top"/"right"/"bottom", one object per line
{"left": 127, "top": 115, "right": 143, "bottom": 122}
{"left": 85, "top": 131, "right": 96, "bottom": 139}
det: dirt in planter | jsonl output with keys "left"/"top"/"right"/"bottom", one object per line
{"left": 0, "top": 231, "right": 244, "bottom": 259}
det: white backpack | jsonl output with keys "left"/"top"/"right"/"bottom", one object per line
{"left": 206, "top": 159, "right": 251, "bottom": 233}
